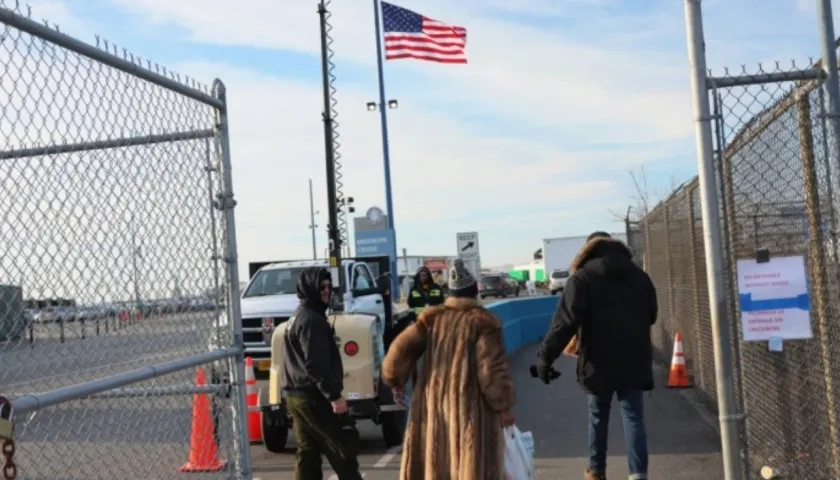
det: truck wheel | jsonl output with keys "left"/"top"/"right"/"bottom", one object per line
{"left": 260, "top": 387, "right": 289, "bottom": 453}
{"left": 380, "top": 410, "right": 406, "bottom": 447}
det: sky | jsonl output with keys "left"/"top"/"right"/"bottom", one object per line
{"left": 15, "top": 0, "right": 840, "bottom": 280}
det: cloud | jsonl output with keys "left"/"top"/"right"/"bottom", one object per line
{"left": 102, "top": 0, "right": 695, "bottom": 144}
{"left": 25, "top": 0, "right": 829, "bottom": 271}
{"left": 89, "top": 0, "right": 707, "bottom": 266}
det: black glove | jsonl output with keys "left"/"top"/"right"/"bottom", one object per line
{"left": 536, "top": 359, "right": 559, "bottom": 385}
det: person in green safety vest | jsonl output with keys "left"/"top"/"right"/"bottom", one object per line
{"left": 406, "top": 266, "right": 444, "bottom": 313}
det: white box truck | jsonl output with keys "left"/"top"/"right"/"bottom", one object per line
{"left": 542, "top": 233, "right": 627, "bottom": 295}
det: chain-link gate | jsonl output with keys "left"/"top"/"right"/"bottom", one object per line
{"left": 710, "top": 57, "right": 840, "bottom": 479}
{"left": 635, "top": 23, "right": 840, "bottom": 479}
{"left": 0, "top": 2, "right": 250, "bottom": 479}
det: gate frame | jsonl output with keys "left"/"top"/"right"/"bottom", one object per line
{"left": 0, "top": 5, "right": 252, "bottom": 477}
{"left": 683, "top": 0, "right": 840, "bottom": 478}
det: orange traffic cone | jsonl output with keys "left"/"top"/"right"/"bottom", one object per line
{"left": 667, "top": 332, "right": 691, "bottom": 388}
{"left": 245, "top": 357, "right": 262, "bottom": 443}
{"left": 179, "top": 369, "right": 226, "bottom": 472}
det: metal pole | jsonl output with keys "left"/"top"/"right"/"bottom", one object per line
{"left": 372, "top": 0, "right": 401, "bottom": 302}
{"left": 319, "top": 1, "right": 345, "bottom": 301}
{"left": 205, "top": 137, "right": 223, "bottom": 341}
{"left": 683, "top": 2, "right": 743, "bottom": 479}
{"left": 0, "top": 6, "right": 221, "bottom": 108}
{"left": 817, "top": 0, "right": 840, "bottom": 175}
{"left": 309, "top": 178, "right": 318, "bottom": 260}
{"left": 211, "top": 79, "right": 253, "bottom": 478}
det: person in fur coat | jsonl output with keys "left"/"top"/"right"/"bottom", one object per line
{"left": 382, "top": 258, "right": 517, "bottom": 480}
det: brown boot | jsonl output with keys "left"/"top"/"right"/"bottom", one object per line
{"left": 584, "top": 468, "right": 607, "bottom": 480}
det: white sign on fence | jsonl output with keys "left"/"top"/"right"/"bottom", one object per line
{"left": 736, "top": 255, "right": 812, "bottom": 342}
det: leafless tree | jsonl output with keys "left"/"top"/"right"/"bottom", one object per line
{"left": 609, "top": 166, "right": 683, "bottom": 223}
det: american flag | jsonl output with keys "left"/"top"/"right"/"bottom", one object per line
{"left": 381, "top": 2, "right": 467, "bottom": 64}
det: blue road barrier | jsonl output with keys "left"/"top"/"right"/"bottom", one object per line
{"left": 486, "top": 296, "right": 560, "bottom": 354}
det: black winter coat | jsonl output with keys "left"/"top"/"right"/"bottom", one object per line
{"left": 537, "top": 237, "right": 658, "bottom": 395}
{"left": 281, "top": 267, "right": 344, "bottom": 400}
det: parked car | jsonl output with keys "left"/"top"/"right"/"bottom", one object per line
{"left": 479, "top": 273, "right": 520, "bottom": 299}
{"left": 549, "top": 269, "right": 571, "bottom": 295}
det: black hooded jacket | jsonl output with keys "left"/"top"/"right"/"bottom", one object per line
{"left": 281, "top": 267, "right": 344, "bottom": 400}
{"left": 538, "top": 237, "right": 658, "bottom": 394}
{"left": 406, "top": 266, "right": 444, "bottom": 310}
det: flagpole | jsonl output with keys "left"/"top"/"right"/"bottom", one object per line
{"left": 372, "top": 0, "right": 400, "bottom": 302}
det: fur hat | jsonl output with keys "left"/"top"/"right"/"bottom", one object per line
{"left": 448, "top": 258, "right": 477, "bottom": 296}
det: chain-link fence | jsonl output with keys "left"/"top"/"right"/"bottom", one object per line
{"left": 630, "top": 37, "right": 840, "bottom": 479}
{"left": 0, "top": 3, "right": 250, "bottom": 479}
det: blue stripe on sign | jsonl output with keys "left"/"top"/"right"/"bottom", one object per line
{"left": 739, "top": 293, "right": 810, "bottom": 312}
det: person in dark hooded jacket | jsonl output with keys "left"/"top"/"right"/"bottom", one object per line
{"left": 536, "top": 231, "right": 658, "bottom": 480}
{"left": 406, "top": 266, "right": 444, "bottom": 313}
{"left": 282, "top": 267, "right": 363, "bottom": 480}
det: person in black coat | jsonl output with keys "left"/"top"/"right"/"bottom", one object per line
{"left": 406, "top": 266, "right": 444, "bottom": 313}
{"left": 282, "top": 267, "right": 364, "bottom": 480}
{"left": 536, "top": 231, "right": 658, "bottom": 480}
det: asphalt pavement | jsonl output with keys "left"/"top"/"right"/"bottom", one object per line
{"left": 251, "top": 344, "right": 723, "bottom": 480}
{"left": 2, "top": 291, "right": 720, "bottom": 479}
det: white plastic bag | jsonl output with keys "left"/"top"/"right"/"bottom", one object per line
{"left": 504, "top": 425, "right": 534, "bottom": 480}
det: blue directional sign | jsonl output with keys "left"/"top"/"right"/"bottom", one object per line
{"left": 354, "top": 228, "right": 395, "bottom": 259}
{"left": 739, "top": 292, "right": 810, "bottom": 312}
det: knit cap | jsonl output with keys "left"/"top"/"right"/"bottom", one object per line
{"left": 448, "top": 258, "right": 478, "bottom": 297}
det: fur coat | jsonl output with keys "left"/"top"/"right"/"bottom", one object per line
{"left": 382, "top": 296, "right": 516, "bottom": 480}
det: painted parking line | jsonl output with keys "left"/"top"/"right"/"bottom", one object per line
{"left": 373, "top": 445, "right": 402, "bottom": 468}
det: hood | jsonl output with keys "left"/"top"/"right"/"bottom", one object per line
{"left": 240, "top": 294, "right": 300, "bottom": 317}
{"left": 296, "top": 266, "right": 332, "bottom": 312}
{"left": 413, "top": 266, "right": 434, "bottom": 289}
{"left": 570, "top": 236, "right": 634, "bottom": 278}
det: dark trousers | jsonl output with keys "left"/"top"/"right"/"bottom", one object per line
{"left": 587, "top": 388, "right": 649, "bottom": 479}
{"left": 285, "top": 393, "right": 363, "bottom": 480}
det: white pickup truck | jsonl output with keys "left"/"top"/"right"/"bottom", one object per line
{"left": 208, "top": 259, "right": 389, "bottom": 384}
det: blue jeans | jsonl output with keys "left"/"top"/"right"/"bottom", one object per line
{"left": 588, "top": 389, "right": 648, "bottom": 479}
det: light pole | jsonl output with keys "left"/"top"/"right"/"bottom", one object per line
{"left": 366, "top": 98, "right": 400, "bottom": 300}
{"left": 308, "top": 178, "right": 319, "bottom": 260}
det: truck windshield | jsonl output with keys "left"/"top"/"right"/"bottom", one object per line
{"left": 551, "top": 270, "right": 570, "bottom": 279}
{"left": 244, "top": 268, "right": 306, "bottom": 297}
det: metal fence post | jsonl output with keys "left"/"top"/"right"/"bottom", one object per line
{"left": 817, "top": 84, "right": 840, "bottom": 262}
{"left": 643, "top": 218, "right": 651, "bottom": 272}
{"left": 686, "top": 186, "right": 706, "bottom": 388}
{"left": 815, "top": 3, "right": 840, "bottom": 473}
{"left": 212, "top": 79, "right": 253, "bottom": 479}
{"left": 797, "top": 89, "right": 840, "bottom": 477}
{"left": 683, "top": 1, "right": 744, "bottom": 478}
{"left": 664, "top": 204, "right": 676, "bottom": 324}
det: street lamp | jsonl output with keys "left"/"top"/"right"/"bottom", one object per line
{"left": 365, "top": 100, "right": 399, "bottom": 111}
